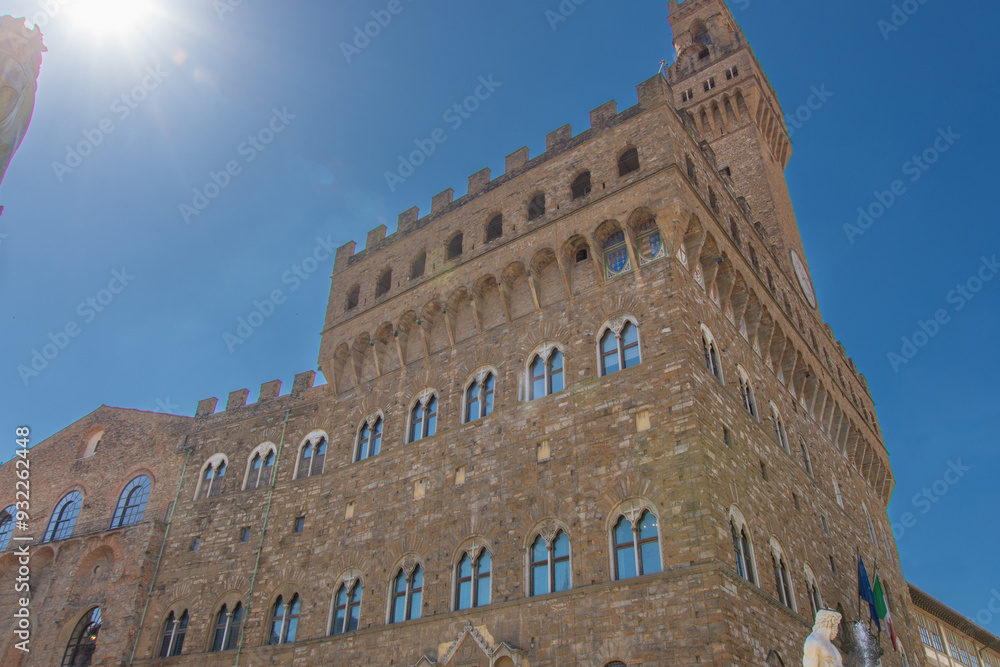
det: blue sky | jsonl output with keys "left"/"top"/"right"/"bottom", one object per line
{"left": 2, "top": 0, "right": 997, "bottom": 633}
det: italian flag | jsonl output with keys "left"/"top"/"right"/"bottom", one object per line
{"left": 873, "top": 574, "right": 898, "bottom": 651}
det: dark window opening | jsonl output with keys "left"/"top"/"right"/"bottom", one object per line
{"left": 575, "top": 248, "right": 589, "bottom": 263}
{"left": 726, "top": 66, "right": 739, "bottom": 80}
{"left": 528, "top": 194, "right": 546, "bottom": 220}
{"left": 686, "top": 156, "right": 698, "bottom": 184}
{"left": 376, "top": 269, "right": 392, "bottom": 298}
{"left": 410, "top": 252, "right": 426, "bottom": 279}
{"left": 571, "top": 172, "right": 592, "bottom": 200}
{"left": 485, "top": 214, "right": 503, "bottom": 243}
{"left": 240, "top": 528, "right": 250, "bottom": 543}
{"left": 698, "top": 47, "right": 710, "bottom": 59}
{"left": 618, "top": 148, "right": 640, "bottom": 176}
{"left": 293, "top": 517, "right": 305, "bottom": 533}
{"left": 760, "top": 461, "right": 768, "bottom": 481}
{"left": 447, "top": 234, "right": 463, "bottom": 260}
{"left": 345, "top": 285, "right": 360, "bottom": 312}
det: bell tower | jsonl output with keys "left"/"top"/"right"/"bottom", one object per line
{"left": 667, "top": 0, "right": 818, "bottom": 309}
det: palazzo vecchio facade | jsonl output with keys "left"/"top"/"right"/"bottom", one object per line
{"left": 0, "top": 1, "right": 930, "bottom": 665}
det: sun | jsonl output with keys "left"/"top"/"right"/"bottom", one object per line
{"left": 67, "top": 0, "right": 157, "bottom": 40}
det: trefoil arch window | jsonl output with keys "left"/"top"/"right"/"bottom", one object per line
{"left": 702, "top": 327, "right": 723, "bottom": 381}
{"left": 389, "top": 565, "right": 423, "bottom": 623}
{"left": 408, "top": 392, "right": 438, "bottom": 443}
{"left": 110, "top": 475, "right": 152, "bottom": 529}
{"left": 800, "top": 441, "right": 814, "bottom": 477}
{"left": 331, "top": 580, "right": 362, "bottom": 636}
{"left": 355, "top": 415, "right": 383, "bottom": 462}
{"left": 528, "top": 346, "right": 564, "bottom": 400}
{"left": 599, "top": 319, "right": 641, "bottom": 376}
{"left": 269, "top": 594, "right": 301, "bottom": 645}
{"left": 61, "top": 607, "right": 101, "bottom": 667}
{"left": 296, "top": 434, "right": 327, "bottom": 479}
{"left": 211, "top": 603, "right": 242, "bottom": 652}
{"left": 612, "top": 508, "right": 662, "bottom": 580}
{"left": 730, "top": 516, "right": 756, "bottom": 585}
{"left": 244, "top": 448, "right": 275, "bottom": 490}
{"left": 771, "top": 404, "right": 790, "bottom": 454}
{"left": 771, "top": 546, "right": 795, "bottom": 610}
{"left": 738, "top": 367, "right": 759, "bottom": 419}
{"left": 455, "top": 548, "right": 491, "bottom": 610}
{"left": 159, "top": 610, "right": 189, "bottom": 658}
{"left": 465, "top": 372, "right": 495, "bottom": 423}
{"left": 44, "top": 491, "right": 83, "bottom": 542}
{"left": 602, "top": 230, "right": 632, "bottom": 280}
{"left": 530, "top": 530, "right": 571, "bottom": 596}
{"left": 197, "top": 458, "right": 227, "bottom": 499}
{"left": 571, "top": 172, "right": 592, "bottom": 199}
{"left": 0, "top": 505, "right": 18, "bottom": 550}
{"left": 618, "top": 147, "right": 640, "bottom": 176}
{"left": 804, "top": 567, "right": 823, "bottom": 619}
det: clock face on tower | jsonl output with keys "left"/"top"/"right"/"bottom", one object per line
{"left": 790, "top": 249, "right": 817, "bottom": 309}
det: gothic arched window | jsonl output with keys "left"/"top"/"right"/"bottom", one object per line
{"left": 197, "top": 459, "right": 227, "bottom": 499}
{"left": 110, "top": 476, "right": 151, "bottom": 529}
{"left": 211, "top": 603, "right": 242, "bottom": 652}
{"left": 772, "top": 549, "right": 795, "bottom": 610}
{"left": 44, "top": 491, "right": 83, "bottom": 542}
{"left": 455, "top": 550, "right": 491, "bottom": 610}
{"left": 408, "top": 393, "right": 438, "bottom": 443}
{"left": 771, "top": 405, "right": 790, "bottom": 454}
{"left": 269, "top": 594, "right": 301, "bottom": 645}
{"left": 331, "top": 580, "right": 363, "bottom": 636}
{"left": 485, "top": 214, "right": 503, "bottom": 243}
{"left": 296, "top": 435, "right": 327, "bottom": 479}
{"left": 465, "top": 372, "right": 495, "bottom": 423}
{"left": 702, "top": 327, "right": 723, "bottom": 381}
{"left": 612, "top": 510, "right": 662, "bottom": 580}
{"left": 244, "top": 448, "right": 275, "bottom": 490}
{"left": 730, "top": 517, "right": 756, "bottom": 585}
{"left": 389, "top": 566, "right": 423, "bottom": 623}
{"left": 528, "top": 193, "right": 546, "bottom": 220}
{"left": 447, "top": 233, "right": 463, "bottom": 260}
{"left": 738, "top": 367, "right": 758, "bottom": 419}
{"left": 355, "top": 416, "right": 383, "bottom": 462}
{"left": 62, "top": 607, "right": 102, "bottom": 667}
{"left": 529, "top": 347, "right": 564, "bottom": 400}
{"left": 530, "top": 530, "right": 571, "bottom": 596}
{"left": 159, "top": 610, "right": 189, "bottom": 658}
{"left": 600, "top": 320, "right": 641, "bottom": 376}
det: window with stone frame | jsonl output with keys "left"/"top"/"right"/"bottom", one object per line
{"left": 485, "top": 214, "right": 503, "bottom": 243}
{"left": 702, "top": 327, "right": 723, "bottom": 381}
{"left": 61, "top": 607, "right": 101, "bottom": 667}
{"left": 269, "top": 594, "right": 301, "bottom": 645}
{"left": 771, "top": 404, "right": 790, "bottom": 454}
{"left": 455, "top": 548, "right": 491, "bottom": 610}
{"left": 599, "top": 318, "right": 641, "bottom": 376}
{"left": 410, "top": 251, "right": 426, "bottom": 279}
{"left": 211, "top": 602, "right": 242, "bottom": 652}
{"left": 44, "top": 491, "right": 83, "bottom": 542}
{"left": 447, "top": 233, "right": 463, "bottom": 260}
{"left": 0, "top": 505, "right": 16, "bottom": 551}
{"left": 738, "top": 367, "right": 759, "bottom": 419}
{"left": 612, "top": 507, "right": 662, "bottom": 580}
{"left": 296, "top": 435, "right": 327, "bottom": 479}
{"left": 244, "top": 448, "right": 275, "bottom": 490}
{"left": 159, "top": 610, "right": 189, "bottom": 658}
{"left": 618, "top": 147, "right": 640, "bottom": 176}
{"left": 197, "top": 459, "right": 227, "bottom": 499}
{"left": 389, "top": 564, "right": 423, "bottom": 623}
{"left": 408, "top": 391, "right": 438, "bottom": 443}
{"left": 330, "top": 579, "right": 363, "bottom": 636}
{"left": 571, "top": 172, "right": 592, "bottom": 199}
{"left": 528, "top": 346, "right": 565, "bottom": 400}
{"left": 528, "top": 193, "right": 546, "bottom": 220}
{"left": 771, "top": 549, "right": 795, "bottom": 611}
{"left": 530, "top": 528, "right": 571, "bottom": 597}
{"left": 354, "top": 415, "right": 383, "bottom": 462}
{"left": 730, "top": 515, "right": 756, "bottom": 585}
{"left": 465, "top": 371, "right": 496, "bottom": 423}
{"left": 110, "top": 475, "right": 151, "bottom": 528}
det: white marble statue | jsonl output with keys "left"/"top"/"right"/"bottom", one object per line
{"left": 803, "top": 609, "right": 844, "bottom": 667}
{"left": 0, "top": 16, "right": 45, "bottom": 187}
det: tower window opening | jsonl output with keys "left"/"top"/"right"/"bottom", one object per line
{"left": 485, "top": 214, "right": 503, "bottom": 243}
{"left": 376, "top": 269, "right": 392, "bottom": 298}
{"left": 618, "top": 148, "right": 640, "bottom": 177}
{"left": 571, "top": 172, "right": 592, "bottom": 200}
{"left": 704, "top": 78, "right": 716, "bottom": 92}
{"left": 575, "top": 248, "right": 589, "bottom": 263}
{"left": 528, "top": 194, "right": 546, "bottom": 220}
{"left": 447, "top": 233, "right": 463, "bottom": 260}
{"left": 726, "top": 66, "right": 739, "bottom": 80}
{"left": 682, "top": 89, "right": 694, "bottom": 103}
{"left": 698, "top": 47, "right": 710, "bottom": 60}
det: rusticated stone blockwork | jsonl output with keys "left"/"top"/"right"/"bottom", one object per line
{"left": 0, "top": 1, "right": 924, "bottom": 666}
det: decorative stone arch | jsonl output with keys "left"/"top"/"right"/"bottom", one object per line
{"left": 445, "top": 285, "right": 478, "bottom": 343}
{"left": 700, "top": 323, "right": 724, "bottom": 382}
{"left": 242, "top": 442, "right": 278, "bottom": 490}
{"left": 354, "top": 410, "right": 386, "bottom": 461}
{"left": 526, "top": 190, "right": 546, "bottom": 220}
{"left": 450, "top": 536, "right": 492, "bottom": 611}
{"left": 803, "top": 562, "right": 823, "bottom": 611}
{"left": 193, "top": 453, "right": 228, "bottom": 500}
{"left": 373, "top": 321, "right": 399, "bottom": 374}
{"left": 405, "top": 388, "right": 439, "bottom": 443}
{"left": 727, "top": 504, "right": 760, "bottom": 584}
{"left": 562, "top": 233, "right": 599, "bottom": 294}
{"left": 326, "top": 566, "right": 365, "bottom": 633}
{"left": 108, "top": 467, "right": 156, "bottom": 520}
{"left": 351, "top": 331, "right": 377, "bottom": 383}
{"left": 528, "top": 246, "right": 564, "bottom": 307}
{"left": 736, "top": 364, "right": 759, "bottom": 420}
{"left": 76, "top": 544, "right": 116, "bottom": 582}
{"left": 766, "top": 650, "right": 786, "bottom": 667}
{"left": 205, "top": 588, "right": 246, "bottom": 652}
{"left": 524, "top": 341, "right": 567, "bottom": 399}
{"left": 617, "top": 144, "right": 640, "bottom": 176}
{"left": 522, "top": 517, "right": 573, "bottom": 593}
{"left": 500, "top": 261, "right": 533, "bottom": 320}
{"left": 768, "top": 536, "right": 797, "bottom": 612}
{"left": 591, "top": 638, "right": 636, "bottom": 667}
{"left": 605, "top": 497, "right": 662, "bottom": 575}
{"left": 445, "top": 231, "right": 464, "bottom": 260}
{"left": 291, "top": 430, "right": 329, "bottom": 480}
{"left": 55, "top": 605, "right": 104, "bottom": 662}
{"left": 419, "top": 296, "right": 449, "bottom": 354}
{"left": 332, "top": 342, "right": 354, "bottom": 392}
{"left": 413, "top": 621, "right": 524, "bottom": 666}
{"left": 769, "top": 402, "right": 790, "bottom": 454}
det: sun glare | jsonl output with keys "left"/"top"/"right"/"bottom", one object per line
{"left": 68, "top": 0, "right": 156, "bottom": 40}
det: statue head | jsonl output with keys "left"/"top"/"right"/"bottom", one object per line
{"left": 813, "top": 609, "right": 843, "bottom": 640}
{"left": 0, "top": 16, "right": 47, "bottom": 80}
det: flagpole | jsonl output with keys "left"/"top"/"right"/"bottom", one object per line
{"left": 874, "top": 556, "right": 881, "bottom": 638}
{"left": 857, "top": 546, "right": 862, "bottom": 623}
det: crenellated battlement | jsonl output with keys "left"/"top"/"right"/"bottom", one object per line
{"left": 194, "top": 371, "right": 323, "bottom": 418}
{"left": 331, "top": 75, "right": 676, "bottom": 274}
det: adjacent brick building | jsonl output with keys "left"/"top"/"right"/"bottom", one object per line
{"left": 0, "top": 1, "right": 950, "bottom": 664}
